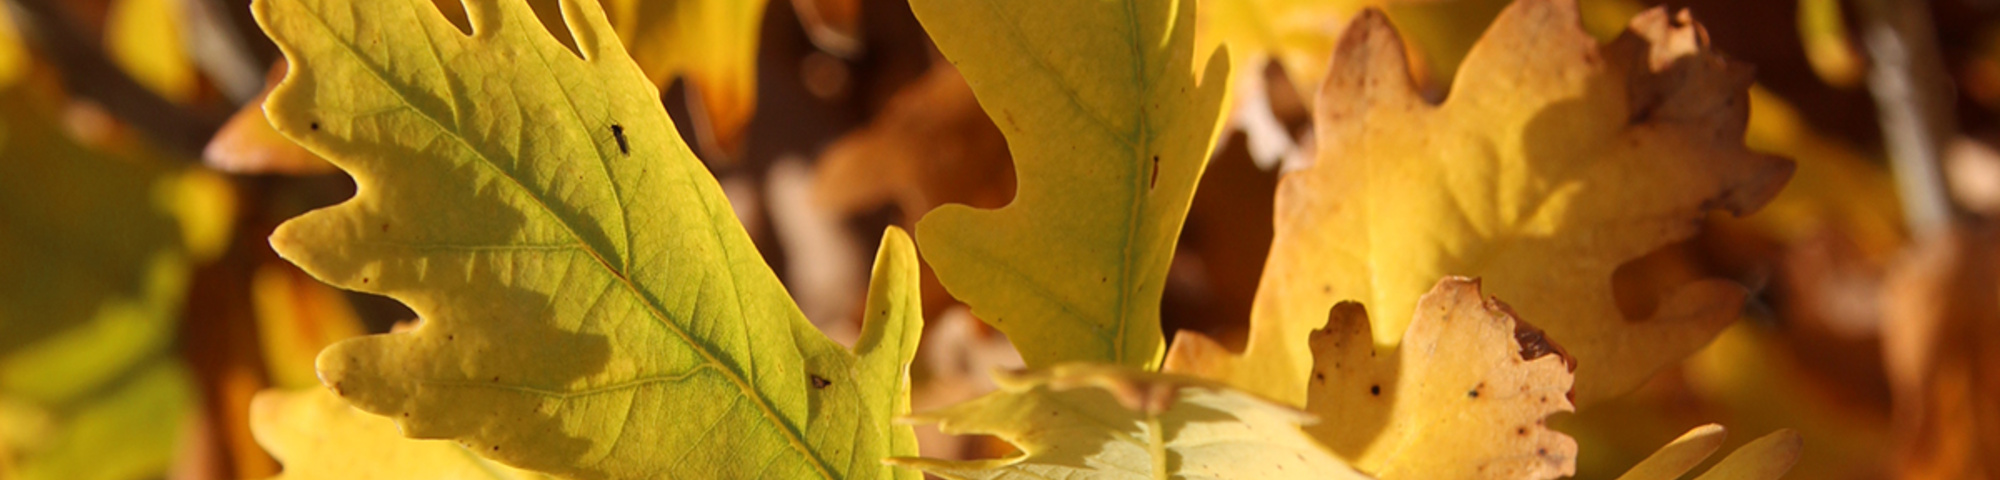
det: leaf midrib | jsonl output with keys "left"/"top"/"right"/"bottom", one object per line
{"left": 964, "top": 0, "right": 1163, "bottom": 367}
{"left": 289, "top": 5, "right": 835, "bottom": 478}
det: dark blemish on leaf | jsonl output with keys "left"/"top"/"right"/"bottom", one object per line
{"left": 309, "top": 121, "right": 319, "bottom": 131}
{"left": 879, "top": 310, "right": 887, "bottom": 316}
{"left": 1538, "top": 448, "right": 1548, "bottom": 456}
{"left": 1517, "top": 427, "right": 1528, "bottom": 436}
{"left": 361, "top": 277, "right": 369, "bottom": 284}
{"left": 446, "top": 335, "right": 454, "bottom": 341}
{"left": 381, "top": 223, "right": 390, "bottom": 232}
{"left": 1313, "top": 372, "right": 1325, "bottom": 383}
{"left": 1149, "top": 155, "right": 1161, "bottom": 188}
{"left": 492, "top": 376, "right": 500, "bottom": 382}
{"left": 1513, "top": 320, "right": 1566, "bottom": 363}
{"left": 810, "top": 375, "right": 831, "bottom": 389}
{"left": 611, "top": 124, "right": 629, "bottom": 155}
{"left": 1370, "top": 385, "right": 1381, "bottom": 396}
{"left": 1468, "top": 389, "right": 1480, "bottom": 399}
{"left": 1322, "top": 284, "right": 1332, "bottom": 294}
{"left": 492, "top": 445, "right": 500, "bottom": 452}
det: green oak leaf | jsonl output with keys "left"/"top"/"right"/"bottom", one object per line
{"left": 254, "top": 0, "right": 923, "bottom": 477}
{"left": 910, "top": 0, "right": 1232, "bottom": 369}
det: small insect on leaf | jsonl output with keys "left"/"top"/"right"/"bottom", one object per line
{"left": 810, "top": 375, "right": 832, "bottom": 389}
{"left": 611, "top": 124, "right": 629, "bottom": 155}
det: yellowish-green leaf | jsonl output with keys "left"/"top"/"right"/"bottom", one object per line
{"left": 889, "top": 364, "right": 1367, "bottom": 480}
{"left": 910, "top": 0, "right": 1232, "bottom": 370}
{"left": 604, "top": 0, "right": 766, "bottom": 154}
{"left": 1302, "top": 277, "right": 1576, "bottom": 479}
{"left": 253, "top": 387, "right": 552, "bottom": 480}
{"left": 1616, "top": 425, "right": 1802, "bottom": 480}
{"left": 0, "top": 79, "right": 225, "bottom": 405}
{"left": 1165, "top": 0, "right": 1792, "bottom": 406}
{"left": 0, "top": 61, "right": 222, "bottom": 480}
{"left": 427, "top": 0, "right": 767, "bottom": 155}
{"left": 254, "top": 0, "right": 922, "bottom": 477}
{"left": 3, "top": 361, "right": 192, "bottom": 480}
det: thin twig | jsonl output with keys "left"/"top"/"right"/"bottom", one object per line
{"left": 176, "top": 0, "right": 274, "bottom": 103}
{"left": 1855, "top": 0, "right": 1958, "bottom": 238}
{"left": 2, "top": 0, "right": 225, "bottom": 157}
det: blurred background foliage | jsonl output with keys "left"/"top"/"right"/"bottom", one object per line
{"left": 0, "top": 0, "right": 1997, "bottom": 478}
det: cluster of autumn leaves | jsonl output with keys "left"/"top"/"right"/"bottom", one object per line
{"left": 6, "top": 0, "right": 1990, "bottom": 477}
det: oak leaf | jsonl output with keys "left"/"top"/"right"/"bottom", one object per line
{"left": 252, "top": 387, "right": 552, "bottom": 480}
{"left": 888, "top": 364, "right": 1367, "bottom": 480}
{"left": 1166, "top": 0, "right": 1792, "bottom": 406}
{"left": 255, "top": 0, "right": 923, "bottom": 477}
{"left": 910, "top": 0, "right": 1232, "bottom": 369}
{"left": 1304, "top": 277, "right": 1576, "bottom": 479}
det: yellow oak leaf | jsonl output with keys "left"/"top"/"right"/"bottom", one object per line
{"left": 1616, "top": 424, "right": 1801, "bottom": 480}
{"left": 910, "top": 0, "right": 1232, "bottom": 370}
{"left": 252, "top": 387, "right": 551, "bottom": 480}
{"left": 888, "top": 364, "right": 1368, "bottom": 480}
{"left": 1166, "top": 0, "right": 1792, "bottom": 406}
{"left": 1304, "top": 277, "right": 1576, "bottom": 479}
{"left": 255, "top": 0, "right": 923, "bottom": 477}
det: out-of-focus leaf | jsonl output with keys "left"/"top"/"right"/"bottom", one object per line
{"left": 1304, "top": 277, "right": 1576, "bottom": 479}
{"left": 910, "top": 0, "right": 1231, "bottom": 369}
{"left": 1165, "top": 0, "right": 1792, "bottom": 406}
{"left": 1616, "top": 425, "right": 1802, "bottom": 480}
{"left": 1739, "top": 87, "right": 1903, "bottom": 258}
{"left": 104, "top": 0, "right": 200, "bottom": 102}
{"left": 888, "top": 364, "right": 1367, "bottom": 480}
{"left": 252, "top": 387, "right": 552, "bottom": 480}
{"left": 0, "top": 49, "right": 225, "bottom": 476}
{"left": 1880, "top": 227, "right": 2000, "bottom": 479}
{"left": 0, "top": 81, "right": 226, "bottom": 403}
{"left": 6, "top": 361, "right": 194, "bottom": 480}
{"left": 0, "top": 6, "right": 22, "bottom": 88}
{"left": 1796, "top": 0, "right": 1861, "bottom": 89}
{"left": 251, "top": 262, "right": 363, "bottom": 390}
{"left": 812, "top": 64, "right": 1012, "bottom": 319}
